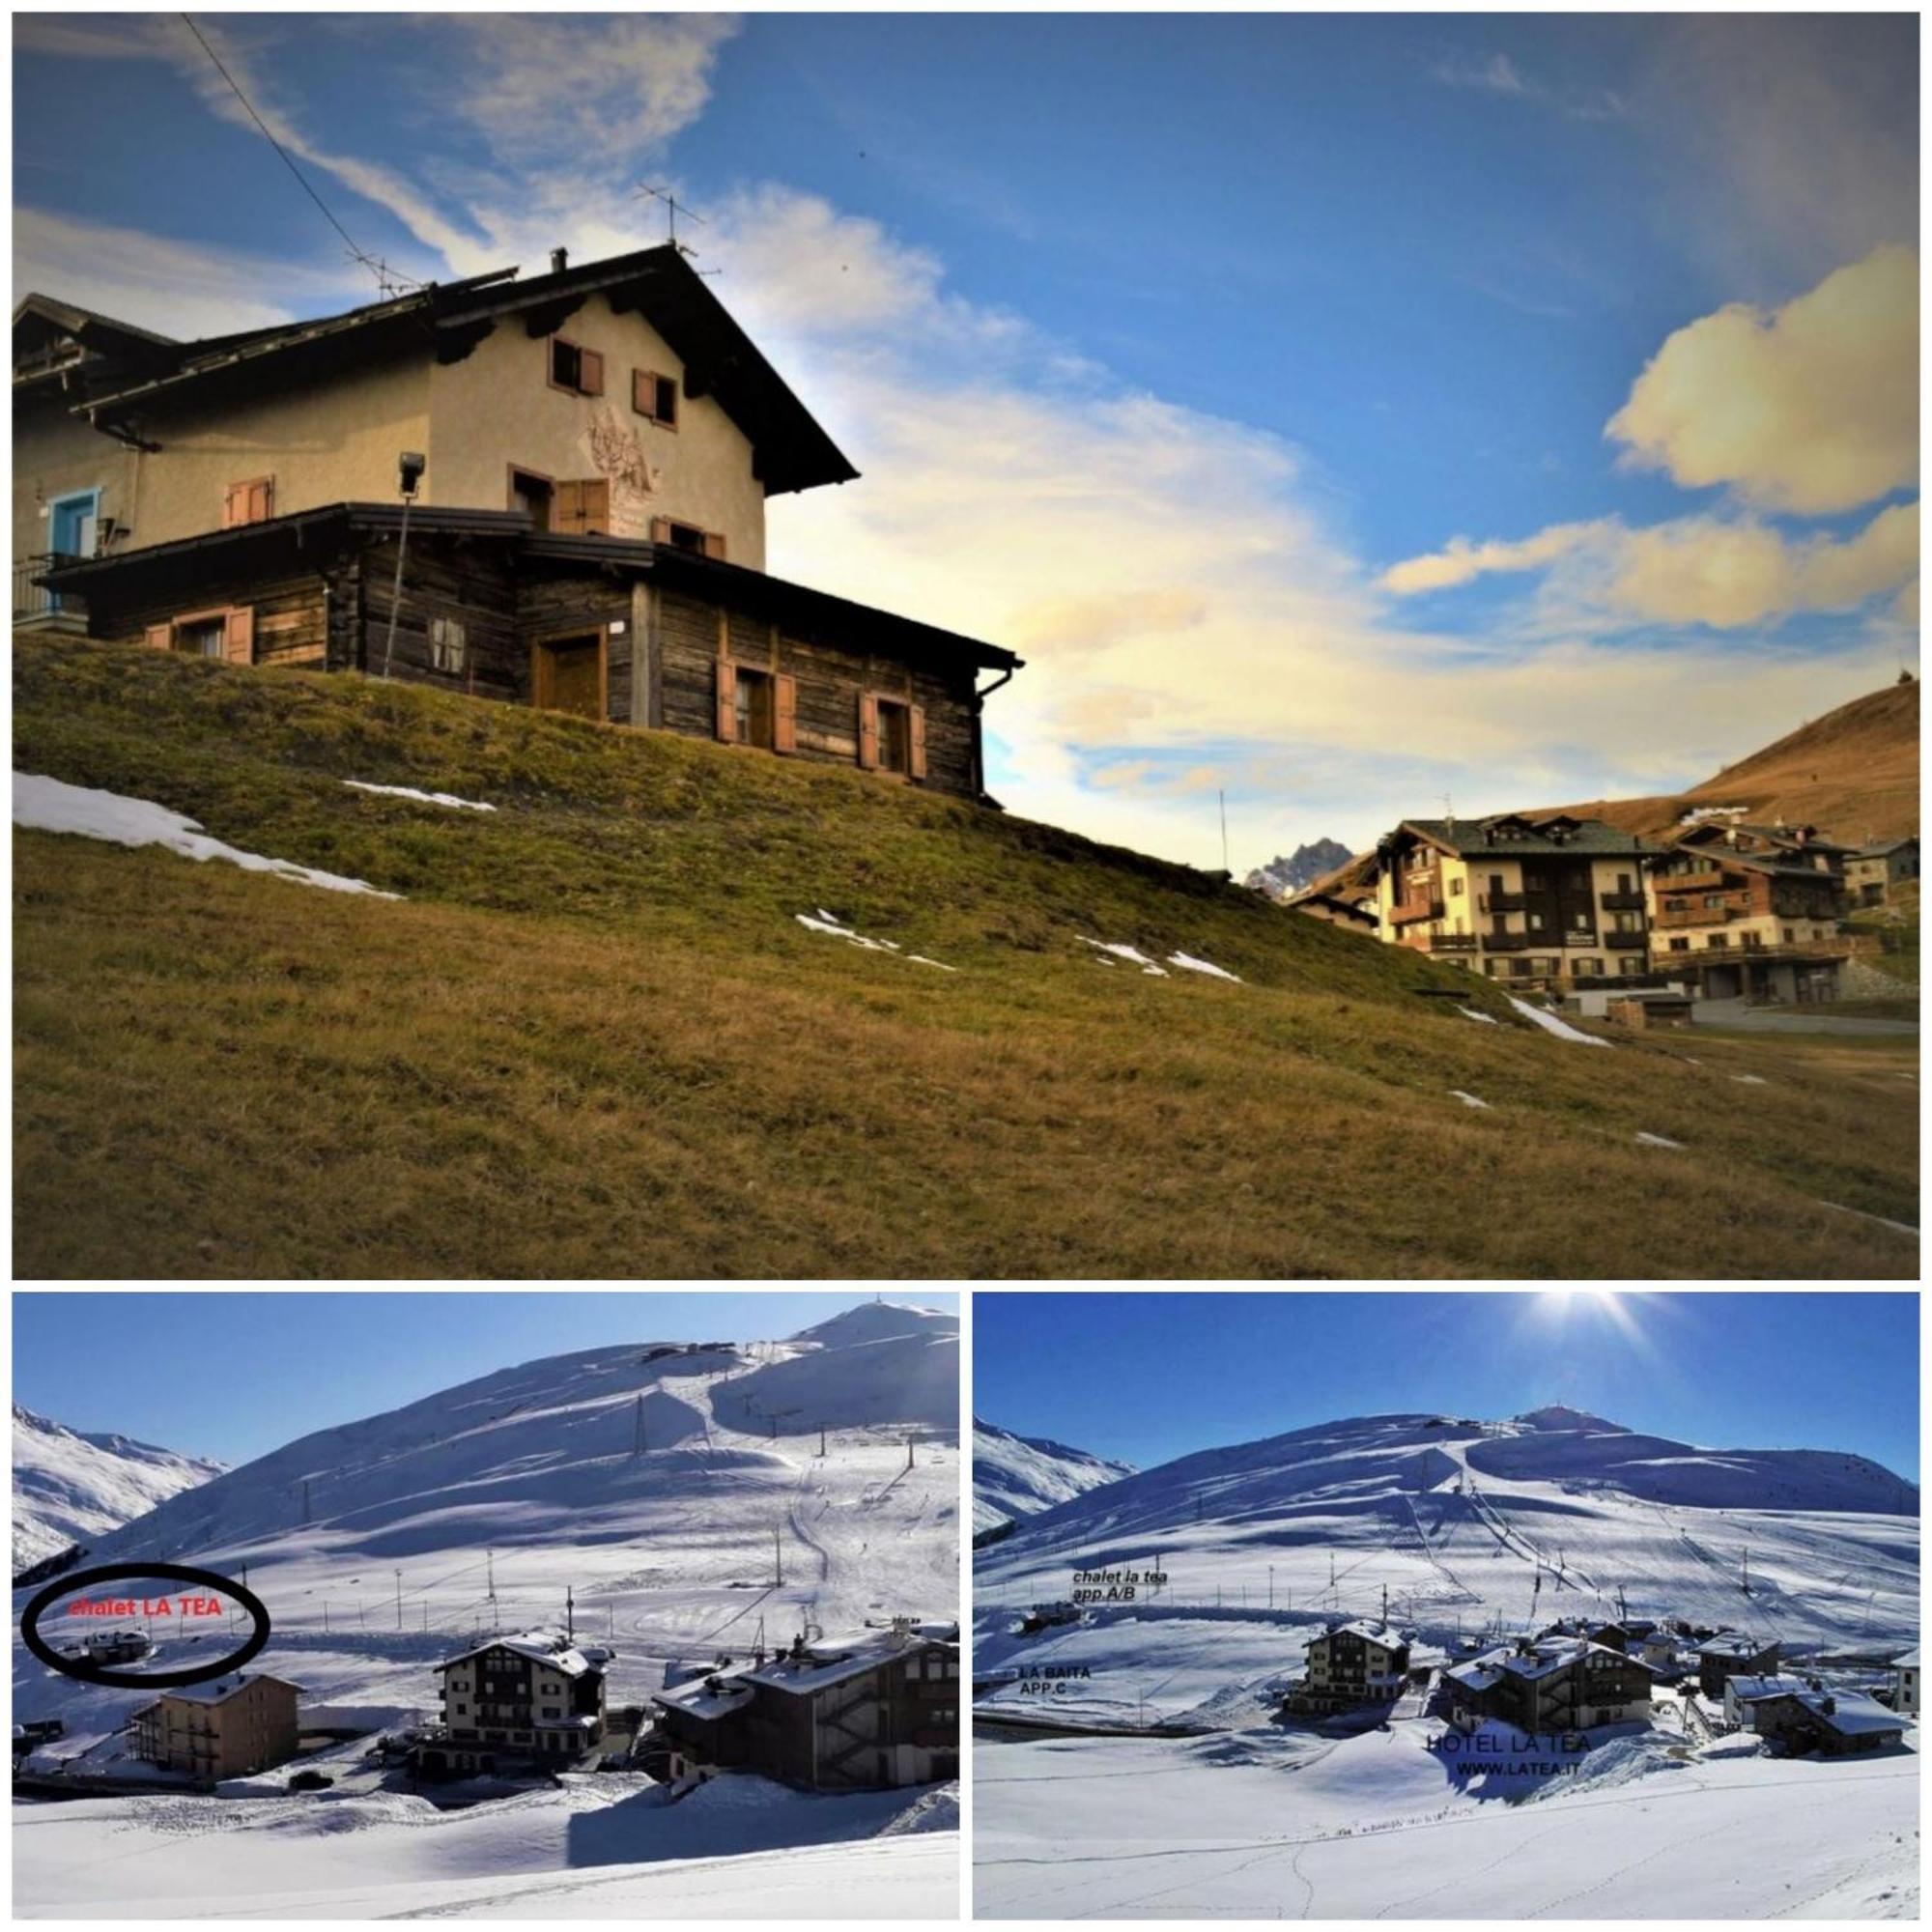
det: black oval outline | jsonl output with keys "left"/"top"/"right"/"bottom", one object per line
{"left": 21, "top": 1563, "right": 271, "bottom": 1690}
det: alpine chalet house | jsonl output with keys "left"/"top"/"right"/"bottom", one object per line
{"left": 1695, "top": 1632, "right": 1780, "bottom": 1700}
{"left": 1285, "top": 1621, "right": 1411, "bottom": 1715}
{"left": 1746, "top": 1686, "right": 1905, "bottom": 1757}
{"left": 14, "top": 246, "right": 1020, "bottom": 803}
{"left": 1846, "top": 836, "right": 1920, "bottom": 908}
{"left": 1372, "top": 813, "right": 1656, "bottom": 994}
{"left": 422, "top": 1630, "right": 609, "bottom": 1776}
{"left": 1441, "top": 1634, "right": 1653, "bottom": 1733}
{"left": 1647, "top": 821, "right": 1851, "bottom": 1003}
{"left": 1892, "top": 1646, "right": 1919, "bottom": 1719}
{"left": 130, "top": 1672, "right": 302, "bottom": 1787}
{"left": 646, "top": 1619, "right": 958, "bottom": 1791}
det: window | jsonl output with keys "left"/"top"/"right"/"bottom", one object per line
{"left": 1449, "top": 876, "right": 1464, "bottom": 896}
{"left": 734, "top": 666, "right": 776, "bottom": 749}
{"left": 1578, "top": 958, "right": 1603, "bottom": 978}
{"left": 1707, "top": 934, "right": 1729, "bottom": 950}
{"left": 222, "top": 476, "right": 274, "bottom": 528}
{"left": 1527, "top": 911, "right": 1546, "bottom": 931}
{"left": 174, "top": 615, "right": 228, "bottom": 659}
{"left": 455, "top": 1702, "right": 468, "bottom": 1716}
{"left": 650, "top": 516, "right": 725, "bottom": 559}
{"left": 541, "top": 1707, "right": 561, "bottom": 1719}
{"left": 877, "top": 697, "right": 912, "bottom": 775}
{"left": 1668, "top": 937, "right": 1690, "bottom": 952}
{"left": 1618, "top": 956, "right": 1642, "bottom": 976}
{"left": 510, "top": 469, "right": 554, "bottom": 532}
{"left": 431, "top": 616, "right": 468, "bottom": 674}
{"left": 1782, "top": 927, "right": 1795, "bottom": 944}
{"left": 633, "top": 369, "right": 678, "bottom": 427}
{"left": 554, "top": 478, "right": 611, "bottom": 536}
{"left": 714, "top": 662, "right": 797, "bottom": 753}
{"left": 549, "top": 337, "right": 604, "bottom": 397}
{"left": 1703, "top": 894, "right": 1725, "bottom": 909}
{"left": 145, "top": 607, "right": 253, "bottom": 665}
{"left": 1612, "top": 911, "right": 1639, "bottom": 932}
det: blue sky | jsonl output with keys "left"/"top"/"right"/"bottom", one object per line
{"left": 975, "top": 1291, "right": 1920, "bottom": 1481}
{"left": 12, "top": 1290, "right": 954, "bottom": 1463}
{"left": 13, "top": 14, "right": 1918, "bottom": 867}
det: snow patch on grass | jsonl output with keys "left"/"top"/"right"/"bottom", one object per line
{"left": 1449, "top": 1090, "right": 1491, "bottom": 1110}
{"left": 1459, "top": 1007, "right": 1499, "bottom": 1025}
{"left": 14, "top": 772, "right": 399, "bottom": 898}
{"left": 796, "top": 911, "right": 952, "bottom": 973}
{"left": 1634, "top": 1131, "right": 1685, "bottom": 1150}
{"left": 1506, "top": 995, "right": 1610, "bottom": 1046}
{"left": 1821, "top": 1200, "right": 1919, "bottom": 1239}
{"left": 1080, "top": 938, "right": 1169, "bottom": 977}
{"left": 1730, "top": 1074, "right": 1770, "bottom": 1086}
{"left": 344, "top": 780, "right": 496, "bottom": 812}
{"left": 1168, "top": 952, "right": 1241, "bottom": 983}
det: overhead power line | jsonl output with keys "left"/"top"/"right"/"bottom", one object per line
{"left": 179, "top": 14, "right": 416, "bottom": 295}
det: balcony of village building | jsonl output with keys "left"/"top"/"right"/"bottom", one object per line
{"left": 1428, "top": 932, "right": 1479, "bottom": 953}
{"left": 1661, "top": 867, "right": 1729, "bottom": 894}
{"left": 1599, "top": 889, "right": 1647, "bottom": 911}
{"left": 1604, "top": 931, "right": 1649, "bottom": 950}
{"left": 1656, "top": 902, "right": 1739, "bottom": 926}
{"left": 13, "top": 554, "right": 87, "bottom": 633}
{"left": 1388, "top": 892, "right": 1444, "bottom": 925}
{"left": 1477, "top": 889, "right": 1526, "bottom": 912}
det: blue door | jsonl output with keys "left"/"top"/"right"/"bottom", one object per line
{"left": 45, "top": 490, "right": 99, "bottom": 612}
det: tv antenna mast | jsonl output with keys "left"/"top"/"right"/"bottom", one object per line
{"left": 638, "top": 184, "right": 706, "bottom": 255}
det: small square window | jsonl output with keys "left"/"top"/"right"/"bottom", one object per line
{"left": 175, "top": 616, "right": 227, "bottom": 659}
{"left": 431, "top": 616, "right": 468, "bottom": 674}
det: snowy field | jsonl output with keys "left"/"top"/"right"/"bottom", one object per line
{"left": 14, "top": 1302, "right": 959, "bottom": 1918}
{"left": 973, "top": 1406, "right": 1918, "bottom": 1917}
{"left": 975, "top": 1723, "right": 1918, "bottom": 1918}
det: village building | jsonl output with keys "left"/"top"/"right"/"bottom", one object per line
{"left": 1286, "top": 1621, "right": 1412, "bottom": 1714}
{"left": 647, "top": 1620, "right": 958, "bottom": 1792}
{"left": 1847, "top": 837, "right": 1920, "bottom": 908}
{"left": 1891, "top": 1647, "right": 1918, "bottom": 1718}
{"left": 1647, "top": 826, "right": 1850, "bottom": 1003}
{"left": 14, "top": 246, "right": 1020, "bottom": 805}
{"left": 1746, "top": 1687, "right": 1906, "bottom": 1757}
{"left": 1285, "top": 884, "right": 1380, "bottom": 934}
{"left": 1442, "top": 1635, "right": 1653, "bottom": 1733}
{"left": 1695, "top": 1633, "right": 1780, "bottom": 1699}
{"left": 422, "top": 1631, "right": 608, "bottom": 1776}
{"left": 130, "top": 1672, "right": 302, "bottom": 1787}
{"left": 1720, "top": 1672, "right": 1806, "bottom": 1729}
{"left": 1637, "top": 1630, "right": 1683, "bottom": 1674}
{"left": 1371, "top": 814, "right": 1657, "bottom": 994}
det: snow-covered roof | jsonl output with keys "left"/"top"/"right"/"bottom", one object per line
{"left": 136, "top": 1672, "right": 302, "bottom": 1709}
{"left": 1786, "top": 1690, "right": 1905, "bottom": 1738}
{"left": 1726, "top": 1674, "right": 1802, "bottom": 1704}
{"left": 1893, "top": 1648, "right": 1919, "bottom": 1670}
{"left": 746, "top": 1624, "right": 955, "bottom": 1696}
{"left": 1696, "top": 1633, "right": 1774, "bottom": 1659}
{"left": 654, "top": 1675, "right": 756, "bottom": 1721}
{"left": 1321, "top": 1621, "right": 1406, "bottom": 1648}
{"left": 1443, "top": 1660, "right": 1502, "bottom": 1693}
{"left": 437, "top": 1632, "right": 599, "bottom": 1679}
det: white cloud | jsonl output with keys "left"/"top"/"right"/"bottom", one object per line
{"left": 1607, "top": 245, "right": 1918, "bottom": 515}
{"left": 1430, "top": 50, "right": 1629, "bottom": 122}
{"left": 1379, "top": 523, "right": 1605, "bottom": 596}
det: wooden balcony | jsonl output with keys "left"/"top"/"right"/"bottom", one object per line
{"left": 1656, "top": 903, "right": 1735, "bottom": 927}
{"left": 1599, "top": 891, "right": 1646, "bottom": 911}
{"left": 1484, "top": 932, "right": 1530, "bottom": 952}
{"left": 1389, "top": 895, "right": 1444, "bottom": 926}
{"left": 1429, "top": 933, "right": 1478, "bottom": 953}
{"left": 1478, "top": 891, "right": 1525, "bottom": 913}
{"left": 1662, "top": 868, "right": 1728, "bottom": 894}
{"left": 1605, "top": 931, "right": 1649, "bottom": 951}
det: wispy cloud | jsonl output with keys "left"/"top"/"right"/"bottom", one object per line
{"left": 1430, "top": 50, "right": 1630, "bottom": 123}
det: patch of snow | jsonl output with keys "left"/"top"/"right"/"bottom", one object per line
{"left": 1167, "top": 952, "right": 1241, "bottom": 983}
{"left": 1634, "top": 1131, "right": 1685, "bottom": 1150}
{"left": 795, "top": 912, "right": 952, "bottom": 972}
{"left": 14, "top": 773, "right": 399, "bottom": 899}
{"left": 1821, "top": 1200, "right": 1919, "bottom": 1239}
{"left": 343, "top": 780, "right": 495, "bottom": 812}
{"left": 1458, "top": 1007, "right": 1499, "bottom": 1025}
{"left": 1448, "top": 1091, "right": 1491, "bottom": 1110}
{"left": 1730, "top": 1074, "right": 1769, "bottom": 1086}
{"left": 1505, "top": 994, "right": 1610, "bottom": 1046}
{"left": 1079, "top": 937, "right": 1169, "bottom": 977}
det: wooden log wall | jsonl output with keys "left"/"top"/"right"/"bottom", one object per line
{"left": 354, "top": 534, "right": 523, "bottom": 703}
{"left": 87, "top": 572, "right": 329, "bottom": 668}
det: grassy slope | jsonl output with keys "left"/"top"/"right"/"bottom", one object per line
{"left": 14, "top": 639, "right": 1918, "bottom": 1278}
{"left": 1555, "top": 681, "right": 1920, "bottom": 843}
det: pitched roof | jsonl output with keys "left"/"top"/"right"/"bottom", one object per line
{"left": 436, "top": 1631, "right": 600, "bottom": 1679}
{"left": 1320, "top": 1621, "right": 1406, "bottom": 1648}
{"left": 1390, "top": 815, "right": 1655, "bottom": 860}
{"left": 1695, "top": 1632, "right": 1775, "bottom": 1659}
{"left": 40, "top": 503, "right": 1022, "bottom": 675}
{"left": 27, "top": 246, "right": 858, "bottom": 497}
{"left": 133, "top": 1671, "right": 302, "bottom": 1713}
{"left": 1782, "top": 1689, "right": 1905, "bottom": 1737}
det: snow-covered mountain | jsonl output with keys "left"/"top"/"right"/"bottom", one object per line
{"left": 14, "top": 1302, "right": 958, "bottom": 1781}
{"left": 1244, "top": 838, "right": 1354, "bottom": 901}
{"left": 12, "top": 1404, "right": 225, "bottom": 1574}
{"left": 973, "top": 1418, "right": 1134, "bottom": 1536}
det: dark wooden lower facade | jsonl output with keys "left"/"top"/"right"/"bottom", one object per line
{"left": 42, "top": 505, "right": 1021, "bottom": 805}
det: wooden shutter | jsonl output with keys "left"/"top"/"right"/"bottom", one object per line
{"left": 579, "top": 479, "right": 611, "bottom": 536}
{"left": 221, "top": 482, "right": 247, "bottom": 529}
{"left": 248, "top": 478, "right": 274, "bottom": 523}
{"left": 774, "top": 674, "right": 797, "bottom": 753}
{"left": 143, "top": 622, "right": 172, "bottom": 651}
{"left": 579, "top": 348, "right": 604, "bottom": 396}
{"left": 701, "top": 531, "right": 727, "bottom": 561}
{"left": 908, "top": 704, "right": 927, "bottom": 781}
{"left": 223, "top": 606, "right": 255, "bottom": 666}
{"left": 857, "top": 692, "right": 880, "bottom": 770}
{"left": 715, "top": 660, "right": 737, "bottom": 741}
{"left": 649, "top": 516, "right": 672, "bottom": 544}
{"left": 633, "top": 369, "right": 650, "bottom": 416}
{"left": 554, "top": 480, "right": 584, "bottom": 534}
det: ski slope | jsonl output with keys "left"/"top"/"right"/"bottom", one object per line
{"left": 12, "top": 1406, "right": 224, "bottom": 1574}
{"left": 973, "top": 1419, "right": 1134, "bottom": 1537}
{"left": 13, "top": 1303, "right": 958, "bottom": 1914}
{"left": 978, "top": 1408, "right": 1918, "bottom": 1695}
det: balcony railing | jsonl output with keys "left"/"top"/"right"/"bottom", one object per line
{"left": 1484, "top": 932, "right": 1530, "bottom": 952}
{"left": 1605, "top": 931, "right": 1648, "bottom": 951}
{"left": 1599, "top": 891, "right": 1646, "bottom": 911}
{"left": 1429, "top": 933, "right": 1478, "bottom": 953}
{"left": 1389, "top": 895, "right": 1444, "bottom": 926}
{"left": 1478, "top": 891, "right": 1525, "bottom": 913}
{"left": 1656, "top": 904, "right": 1735, "bottom": 927}
{"left": 13, "top": 553, "right": 68, "bottom": 623}
{"left": 1660, "top": 869, "right": 1728, "bottom": 894}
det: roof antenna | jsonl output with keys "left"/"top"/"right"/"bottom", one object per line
{"left": 638, "top": 184, "right": 705, "bottom": 256}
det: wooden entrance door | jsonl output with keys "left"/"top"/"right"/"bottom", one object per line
{"left": 532, "top": 632, "right": 606, "bottom": 720}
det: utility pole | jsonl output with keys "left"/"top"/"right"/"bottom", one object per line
{"left": 774, "top": 1525, "right": 784, "bottom": 1587}
{"left": 301, "top": 1478, "right": 312, "bottom": 1525}
{"left": 396, "top": 1569, "right": 404, "bottom": 1630}
{"left": 566, "top": 1586, "right": 575, "bottom": 1641}
{"left": 635, "top": 1394, "right": 646, "bottom": 1457}
{"left": 818, "top": 1426, "right": 827, "bottom": 1459}
{"left": 1381, "top": 1582, "right": 1388, "bottom": 1624}
{"left": 1268, "top": 1565, "right": 1274, "bottom": 1610}
{"left": 906, "top": 1435, "right": 915, "bottom": 1472}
